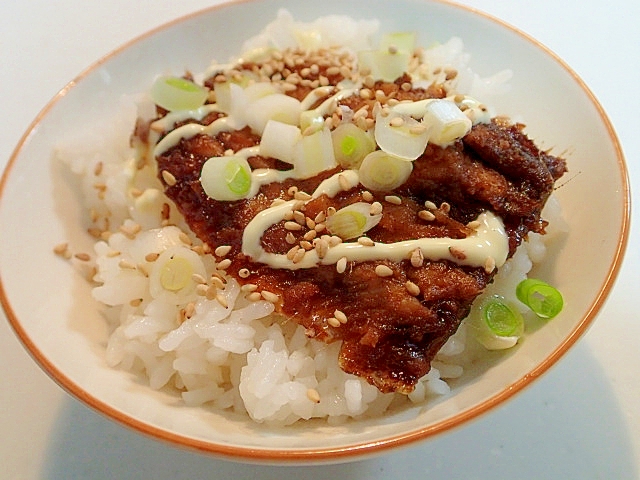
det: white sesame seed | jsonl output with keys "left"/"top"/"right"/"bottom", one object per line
{"left": 418, "top": 210, "right": 436, "bottom": 221}
{"left": 74, "top": 253, "right": 91, "bottom": 262}
{"left": 292, "top": 248, "right": 306, "bottom": 264}
{"left": 334, "top": 309, "right": 348, "bottom": 324}
{"left": 285, "top": 221, "right": 303, "bottom": 231}
{"left": 191, "top": 273, "right": 207, "bottom": 284}
{"left": 241, "top": 283, "right": 258, "bottom": 292}
{"left": 375, "top": 264, "right": 394, "bottom": 277}
{"left": 216, "top": 293, "right": 229, "bottom": 308}
{"left": 261, "top": 290, "right": 280, "bottom": 303}
{"left": 358, "top": 237, "right": 375, "bottom": 246}
{"left": 336, "top": 256, "right": 347, "bottom": 273}
{"left": 362, "top": 191, "right": 374, "bottom": 202}
{"left": 370, "top": 202, "right": 383, "bottom": 215}
{"left": 285, "top": 232, "right": 297, "bottom": 244}
{"left": 327, "top": 317, "right": 341, "bottom": 328}
{"left": 161, "top": 170, "right": 177, "bottom": 186}
{"left": 484, "top": 256, "right": 496, "bottom": 273}
{"left": 238, "top": 268, "right": 251, "bottom": 278}
{"left": 214, "top": 245, "right": 232, "bottom": 257}
{"left": 306, "top": 388, "right": 321, "bottom": 403}
{"left": 410, "top": 248, "right": 424, "bottom": 268}
{"left": 424, "top": 200, "right": 437, "bottom": 210}
{"left": 217, "top": 258, "right": 232, "bottom": 270}
{"left": 385, "top": 195, "right": 402, "bottom": 205}
{"left": 247, "top": 292, "right": 262, "bottom": 302}
{"left": 405, "top": 280, "right": 421, "bottom": 296}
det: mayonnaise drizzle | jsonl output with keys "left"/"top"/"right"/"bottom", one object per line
{"left": 242, "top": 170, "right": 509, "bottom": 270}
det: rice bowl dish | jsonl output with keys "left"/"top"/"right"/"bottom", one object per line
{"left": 55, "top": 10, "right": 566, "bottom": 425}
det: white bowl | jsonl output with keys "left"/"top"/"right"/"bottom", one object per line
{"left": 0, "top": 0, "right": 630, "bottom": 464}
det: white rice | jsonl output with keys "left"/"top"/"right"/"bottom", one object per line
{"left": 55, "top": 11, "right": 562, "bottom": 425}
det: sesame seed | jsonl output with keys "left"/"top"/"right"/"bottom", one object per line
{"left": 284, "top": 221, "right": 303, "bottom": 231}
{"left": 93, "top": 161, "right": 103, "bottom": 176}
{"left": 401, "top": 82, "right": 412, "bottom": 92}
{"left": 327, "top": 317, "right": 341, "bottom": 328}
{"left": 334, "top": 309, "right": 348, "bottom": 324}
{"left": 211, "top": 276, "right": 226, "bottom": 290}
{"left": 440, "top": 202, "right": 451, "bottom": 214}
{"left": 119, "top": 222, "right": 142, "bottom": 239}
{"left": 118, "top": 259, "right": 136, "bottom": 270}
{"left": 314, "top": 223, "right": 327, "bottom": 233}
{"left": 315, "top": 238, "right": 329, "bottom": 258}
{"left": 217, "top": 258, "right": 232, "bottom": 270}
{"left": 375, "top": 264, "right": 394, "bottom": 277}
{"left": 410, "top": 248, "right": 424, "bottom": 268}
{"left": 129, "top": 298, "right": 143, "bottom": 307}
{"left": 326, "top": 206, "right": 337, "bottom": 217}
{"left": 294, "top": 191, "right": 312, "bottom": 201}
{"left": 286, "top": 245, "right": 300, "bottom": 261}
{"left": 144, "top": 252, "right": 159, "bottom": 262}
{"left": 385, "top": 195, "right": 402, "bottom": 205}
{"left": 261, "top": 290, "right": 280, "bottom": 303}
{"left": 285, "top": 232, "right": 297, "bottom": 244}
{"left": 216, "top": 293, "right": 229, "bottom": 308}
{"left": 74, "top": 253, "right": 91, "bottom": 262}
{"left": 362, "top": 191, "right": 374, "bottom": 202}
{"left": 179, "top": 232, "right": 192, "bottom": 245}
{"left": 336, "top": 256, "right": 347, "bottom": 273}
{"left": 238, "top": 268, "right": 251, "bottom": 279}
{"left": 53, "top": 243, "right": 69, "bottom": 256}
{"left": 287, "top": 186, "right": 299, "bottom": 196}
{"left": 306, "top": 388, "right": 321, "bottom": 403}
{"left": 370, "top": 202, "right": 383, "bottom": 215}
{"left": 358, "top": 236, "right": 375, "bottom": 246}
{"left": 191, "top": 273, "right": 207, "bottom": 284}
{"left": 418, "top": 210, "right": 436, "bottom": 221}
{"left": 299, "top": 240, "right": 313, "bottom": 251}
{"left": 484, "top": 256, "right": 496, "bottom": 273}
{"left": 247, "top": 292, "right": 262, "bottom": 302}
{"left": 303, "top": 229, "right": 317, "bottom": 241}
{"left": 214, "top": 245, "right": 232, "bottom": 257}
{"left": 293, "top": 247, "right": 307, "bottom": 263}
{"left": 467, "top": 220, "right": 481, "bottom": 229}
{"left": 390, "top": 116, "right": 405, "bottom": 127}
{"left": 409, "top": 124, "right": 428, "bottom": 135}
{"left": 161, "top": 170, "right": 177, "bottom": 186}
{"left": 241, "top": 283, "right": 258, "bottom": 292}
{"left": 205, "top": 285, "right": 217, "bottom": 300}
{"left": 106, "top": 250, "right": 121, "bottom": 258}
{"left": 196, "top": 284, "right": 210, "bottom": 296}
{"left": 293, "top": 210, "right": 306, "bottom": 225}
{"left": 405, "top": 281, "right": 421, "bottom": 296}
{"left": 424, "top": 200, "right": 437, "bottom": 210}
{"left": 328, "top": 236, "right": 342, "bottom": 247}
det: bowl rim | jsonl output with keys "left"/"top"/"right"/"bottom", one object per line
{"left": 0, "top": 0, "right": 631, "bottom": 463}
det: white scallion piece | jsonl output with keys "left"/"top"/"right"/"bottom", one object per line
{"left": 245, "top": 93, "right": 302, "bottom": 135}
{"left": 375, "top": 110, "right": 430, "bottom": 160}
{"left": 325, "top": 202, "right": 382, "bottom": 240}
{"left": 150, "top": 76, "right": 208, "bottom": 112}
{"left": 200, "top": 156, "right": 253, "bottom": 201}
{"left": 260, "top": 120, "right": 302, "bottom": 165}
{"left": 422, "top": 99, "right": 472, "bottom": 147}
{"left": 293, "top": 127, "right": 337, "bottom": 179}
{"left": 358, "top": 150, "right": 413, "bottom": 191}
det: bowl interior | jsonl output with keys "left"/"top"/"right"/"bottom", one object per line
{"left": 0, "top": 0, "right": 629, "bottom": 463}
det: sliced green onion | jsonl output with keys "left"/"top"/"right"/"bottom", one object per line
{"left": 200, "top": 156, "right": 253, "bottom": 201}
{"left": 293, "top": 127, "right": 337, "bottom": 179}
{"left": 149, "top": 245, "right": 207, "bottom": 301}
{"left": 325, "top": 202, "right": 382, "bottom": 240}
{"left": 331, "top": 123, "right": 376, "bottom": 169}
{"left": 150, "top": 76, "right": 208, "bottom": 112}
{"left": 471, "top": 296, "right": 524, "bottom": 350}
{"left": 516, "top": 278, "right": 564, "bottom": 319}
{"left": 358, "top": 150, "right": 413, "bottom": 191}
{"left": 375, "top": 110, "right": 430, "bottom": 160}
{"left": 421, "top": 99, "right": 472, "bottom": 147}
{"left": 260, "top": 120, "right": 302, "bottom": 165}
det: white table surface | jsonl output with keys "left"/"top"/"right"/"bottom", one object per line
{"left": 1, "top": 1, "right": 638, "bottom": 478}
